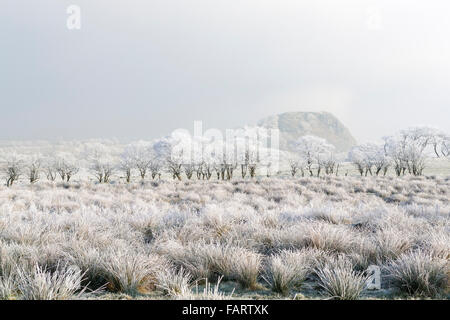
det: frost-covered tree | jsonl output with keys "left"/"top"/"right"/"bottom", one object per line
{"left": 435, "top": 133, "right": 449, "bottom": 158}
{"left": 152, "top": 136, "right": 184, "bottom": 181}
{"left": 25, "top": 155, "right": 42, "bottom": 183}
{"left": 44, "top": 158, "right": 58, "bottom": 182}
{"left": 202, "top": 139, "right": 221, "bottom": 180}
{"left": 183, "top": 163, "right": 195, "bottom": 180}
{"left": 233, "top": 126, "right": 274, "bottom": 179}
{"left": 383, "top": 126, "right": 439, "bottom": 176}
{"left": 2, "top": 157, "right": 22, "bottom": 187}
{"left": 123, "top": 141, "right": 152, "bottom": 180}
{"left": 118, "top": 150, "right": 135, "bottom": 183}
{"left": 348, "top": 147, "right": 366, "bottom": 176}
{"left": 55, "top": 156, "right": 79, "bottom": 182}
{"left": 221, "top": 142, "right": 238, "bottom": 180}
{"left": 91, "top": 160, "right": 115, "bottom": 183}
{"left": 85, "top": 143, "right": 116, "bottom": 183}
{"left": 441, "top": 135, "right": 450, "bottom": 157}
{"left": 182, "top": 137, "right": 205, "bottom": 180}
{"left": 287, "top": 153, "right": 303, "bottom": 177}
{"left": 203, "top": 138, "right": 235, "bottom": 181}
{"left": 372, "top": 148, "right": 390, "bottom": 176}
{"left": 167, "top": 158, "right": 183, "bottom": 181}
{"left": 294, "top": 135, "right": 335, "bottom": 177}
{"left": 149, "top": 155, "right": 163, "bottom": 180}
{"left": 237, "top": 142, "right": 258, "bottom": 179}
{"left": 349, "top": 143, "right": 389, "bottom": 176}
{"left": 323, "top": 152, "right": 340, "bottom": 175}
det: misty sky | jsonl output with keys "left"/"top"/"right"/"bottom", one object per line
{"left": 1, "top": 0, "right": 449, "bottom": 143}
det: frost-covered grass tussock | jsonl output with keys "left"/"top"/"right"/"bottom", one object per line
{"left": 0, "top": 175, "right": 448, "bottom": 300}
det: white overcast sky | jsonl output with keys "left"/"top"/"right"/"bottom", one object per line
{"left": 0, "top": 0, "right": 449, "bottom": 143}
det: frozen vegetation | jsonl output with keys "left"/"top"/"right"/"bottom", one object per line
{"left": 0, "top": 176, "right": 448, "bottom": 300}
{"left": 0, "top": 125, "right": 448, "bottom": 300}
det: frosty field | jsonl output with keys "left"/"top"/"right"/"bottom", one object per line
{"left": 0, "top": 175, "right": 448, "bottom": 300}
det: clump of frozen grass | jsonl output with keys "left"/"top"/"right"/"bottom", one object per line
{"left": 156, "top": 267, "right": 233, "bottom": 300}
{"left": 156, "top": 240, "right": 261, "bottom": 289}
{"left": 304, "top": 222, "right": 358, "bottom": 253}
{"left": 0, "top": 246, "right": 14, "bottom": 277}
{"left": 386, "top": 250, "right": 448, "bottom": 298}
{"left": 65, "top": 243, "right": 165, "bottom": 294}
{"left": 0, "top": 276, "right": 16, "bottom": 300}
{"left": 0, "top": 244, "right": 18, "bottom": 299}
{"left": 303, "top": 206, "right": 349, "bottom": 225}
{"left": 427, "top": 233, "right": 450, "bottom": 260}
{"left": 347, "top": 239, "right": 379, "bottom": 271}
{"left": 156, "top": 267, "right": 193, "bottom": 297}
{"left": 64, "top": 244, "right": 110, "bottom": 290}
{"left": 16, "top": 264, "right": 87, "bottom": 300}
{"left": 265, "top": 249, "right": 315, "bottom": 296}
{"left": 0, "top": 243, "right": 40, "bottom": 275}
{"left": 102, "top": 251, "right": 163, "bottom": 295}
{"left": 374, "top": 228, "right": 413, "bottom": 262}
{"left": 315, "top": 256, "right": 368, "bottom": 300}
{"left": 229, "top": 247, "right": 262, "bottom": 290}
{"left": 177, "top": 276, "right": 234, "bottom": 300}
{"left": 201, "top": 207, "right": 233, "bottom": 237}
{"left": 156, "top": 241, "right": 230, "bottom": 280}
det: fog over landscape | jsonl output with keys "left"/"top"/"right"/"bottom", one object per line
{"left": 1, "top": 0, "right": 450, "bottom": 142}
{"left": 0, "top": 1, "right": 448, "bottom": 302}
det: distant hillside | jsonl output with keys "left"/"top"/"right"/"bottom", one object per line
{"left": 257, "top": 112, "right": 357, "bottom": 153}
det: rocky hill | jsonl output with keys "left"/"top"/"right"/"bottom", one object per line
{"left": 257, "top": 112, "right": 357, "bottom": 153}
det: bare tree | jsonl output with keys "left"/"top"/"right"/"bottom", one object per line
{"left": 3, "top": 158, "right": 22, "bottom": 187}
{"left": 90, "top": 151, "right": 115, "bottom": 183}
{"left": 383, "top": 127, "right": 438, "bottom": 176}
{"left": 249, "top": 163, "right": 257, "bottom": 178}
{"left": 55, "top": 161, "right": 66, "bottom": 181}
{"left": 149, "top": 156, "right": 163, "bottom": 180}
{"left": 373, "top": 152, "right": 390, "bottom": 176}
{"left": 349, "top": 153, "right": 365, "bottom": 176}
{"left": 295, "top": 135, "right": 335, "bottom": 177}
{"left": 167, "top": 159, "right": 182, "bottom": 180}
{"left": 350, "top": 143, "right": 389, "bottom": 176}
{"left": 26, "top": 156, "right": 41, "bottom": 183}
{"left": 118, "top": 154, "right": 134, "bottom": 183}
{"left": 183, "top": 163, "right": 195, "bottom": 180}
{"left": 286, "top": 152, "right": 304, "bottom": 177}
{"left": 152, "top": 137, "right": 183, "bottom": 181}
{"left": 92, "top": 162, "right": 115, "bottom": 183}
{"left": 235, "top": 128, "right": 264, "bottom": 179}
{"left": 43, "top": 158, "right": 58, "bottom": 182}
{"left": 55, "top": 159, "right": 79, "bottom": 182}
{"left": 195, "top": 162, "right": 204, "bottom": 180}
{"left": 135, "top": 157, "right": 150, "bottom": 180}
{"left": 240, "top": 150, "right": 249, "bottom": 178}
{"left": 247, "top": 147, "right": 258, "bottom": 179}
{"left": 438, "top": 134, "right": 449, "bottom": 157}
{"left": 221, "top": 161, "right": 237, "bottom": 180}
{"left": 289, "top": 159, "right": 300, "bottom": 177}
{"left": 202, "top": 162, "right": 213, "bottom": 180}
{"left": 323, "top": 154, "right": 337, "bottom": 175}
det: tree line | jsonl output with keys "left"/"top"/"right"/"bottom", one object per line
{"left": 1, "top": 126, "right": 449, "bottom": 186}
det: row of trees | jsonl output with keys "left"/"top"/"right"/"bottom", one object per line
{"left": 287, "top": 135, "right": 340, "bottom": 178}
{"left": 349, "top": 127, "right": 449, "bottom": 177}
{"left": 0, "top": 127, "right": 278, "bottom": 185}
{"left": 2, "top": 156, "right": 80, "bottom": 186}
{"left": 286, "top": 127, "right": 449, "bottom": 179}
{"left": 1, "top": 126, "right": 448, "bottom": 185}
